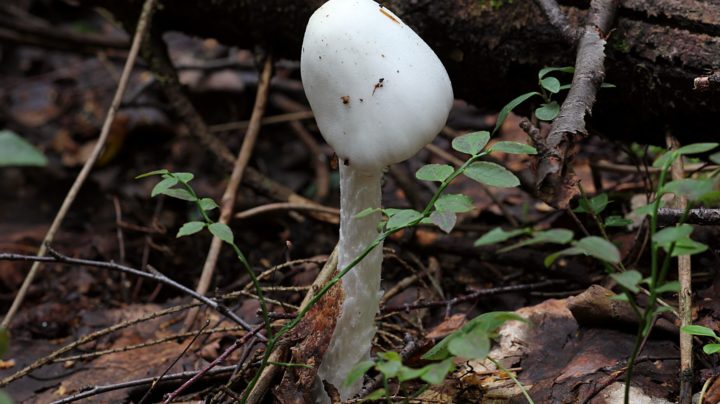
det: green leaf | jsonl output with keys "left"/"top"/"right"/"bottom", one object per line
{"left": 397, "top": 365, "right": 428, "bottom": 382}
{"left": 375, "top": 353, "right": 402, "bottom": 378}
{"left": 421, "top": 335, "right": 453, "bottom": 361}
{"left": 610, "top": 293, "right": 630, "bottom": 302}
{"left": 681, "top": 325, "right": 717, "bottom": 338}
{"left": 672, "top": 237, "right": 708, "bottom": 257}
{"left": 173, "top": 172, "right": 195, "bottom": 183}
{"left": 177, "top": 221, "right": 206, "bottom": 238}
{"left": 435, "top": 194, "right": 474, "bottom": 213}
{"left": 416, "top": 164, "right": 455, "bottom": 182}
{"left": 605, "top": 216, "right": 632, "bottom": 227}
{"left": 574, "top": 193, "right": 609, "bottom": 214}
{"left": 0, "top": 130, "right": 48, "bottom": 167}
{"left": 474, "top": 227, "right": 527, "bottom": 247}
{"left": 538, "top": 66, "right": 575, "bottom": 79}
{"left": 198, "top": 198, "right": 219, "bottom": 211}
{"left": 466, "top": 311, "right": 526, "bottom": 333}
{"left": 344, "top": 360, "right": 375, "bottom": 387}
{"left": 448, "top": 329, "right": 491, "bottom": 359}
{"left": 494, "top": 92, "right": 540, "bottom": 134}
{"left": 652, "top": 151, "right": 678, "bottom": 168}
{"left": 151, "top": 177, "right": 179, "bottom": 197}
{"left": 451, "top": 131, "right": 490, "bottom": 155}
{"left": 161, "top": 188, "right": 198, "bottom": 201}
{"left": 676, "top": 143, "right": 718, "bottom": 155}
{"left": 664, "top": 178, "right": 716, "bottom": 202}
{"left": 710, "top": 152, "right": 720, "bottom": 164}
{"left": 385, "top": 209, "right": 423, "bottom": 230}
{"left": 632, "top": 203, "right": 655, "bottom": 218}
{"left": 365, "top": 389, "right": 387, "bottom": 400}
{"left": 703, "top": 344, "right": 720, "bottom": 355}
{"left": 355, "top": 207, "right": 381, "bottom": 219}
{"left": 500, "top": 228, "right": 574, "bottom": 252}
{"left": 656, "top": 281, "right": 680, "bottom": 294}
{"left": 540, "top": 77, "right": 561, "bottom": 94}
{"left": 535, "top": 102, "right": 560, "bottom": 121}
{"left": 653, "top": 224, "right": 693, "bottom": 248}
{"left": 429, "top": 210, "right": 457, "bottom": 234}
{"left": 574, "top": 236, "right": 621, "bottom": 264}
{"left": 611, "top": 270, "right": 642, "bottom": 293}
{"left": 0, "top": 391, "right": 11, "bottom": 404}
{"left": 490, "top": 141, "right": 538, "bottom": 155}
{"left": 209, "top": 223, "right": 234, "bottom": 244}
{"left": 136, "top": 169, "right": 170, "bottom": 179}
{"left": 420, "top": 358, "right": 455, "bottom": 385}
{"left": 464, "top": 161, "right": 520, "bottom": 188}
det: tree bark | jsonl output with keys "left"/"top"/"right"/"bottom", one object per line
{"left": 82, "top": 0, "right": 720, "bottom": 143}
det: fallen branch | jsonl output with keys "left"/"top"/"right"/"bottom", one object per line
{"left": 533, "top": 0, "right": 578, "bottom": 42}
{"left": 694, "top": 72, "right": 720, "bottom": 92}
{"left": 535, "top": 0, "right": 619, "bottom": 208}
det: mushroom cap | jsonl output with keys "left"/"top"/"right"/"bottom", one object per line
{"left": 301, "top": 0, "right": 453, "bottom": 172}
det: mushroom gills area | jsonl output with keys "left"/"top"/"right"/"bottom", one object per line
{"left": 317, "top": 164, "right": 383, "bottom": 399}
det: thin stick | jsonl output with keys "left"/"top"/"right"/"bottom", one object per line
{"left": 1, "top": 0, "right": 157, "bottom": 329}
{"left": 0, "top": 247, "right": 260, "bottom": 337}
{"left": 209, "top": 110, "right": 315, "bottom": 132}
{"left": 187, "top": 56, "right": 274, "bottom": 326}
{"left": 667, "top": 133, "right": 693, "bottom": 404}
{"left": 235, "top": 202, "right": 339, "bottom": 220}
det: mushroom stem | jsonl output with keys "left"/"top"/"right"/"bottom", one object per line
{"left": 317, "top": 164, "right": 383, "bottom": 398}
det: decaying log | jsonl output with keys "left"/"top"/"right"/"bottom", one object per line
{"left": 77, "top": 0, "right": 719, "bottom": 147}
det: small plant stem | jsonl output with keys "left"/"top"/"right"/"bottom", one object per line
{"left": 666, "top": 134, "right": 693, "bottom": 404}
{"left": 186, "top": 55, "right": 274, "bottom": 332}
{"left": 1, "top": 0, "right": 157, "bottom": 329}
{"left": 488, "top": 357, "right": 534, "bottom": 404}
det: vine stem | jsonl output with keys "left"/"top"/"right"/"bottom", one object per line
{"left": 1, "top": 0, "right": 157, "bottom": 329}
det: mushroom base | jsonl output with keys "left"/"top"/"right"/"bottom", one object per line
{"left": 317, "top": 164, "right": 383, "bottom": 400}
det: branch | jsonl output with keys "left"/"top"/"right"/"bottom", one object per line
{"left": 0, "top": 247, "right": 262, "bottom": 339}
{"left": 535, "top": 0, "right": 619, "bottom": 208}
{"left": 533, "top": 0, "right": 578, "bottom": 42}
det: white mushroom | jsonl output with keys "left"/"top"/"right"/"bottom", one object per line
{"left": 300, "top": 0, "right": 453, "bottom": 398}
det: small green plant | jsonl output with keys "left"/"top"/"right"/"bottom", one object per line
{"left": 681, "top": 325, "right": 720, "bottom": 355}
{"left": 135, "top": 170, "right": 273, "bottom": 337}
{"left": 346, "top": 312, "right": 529, "bottom": 402}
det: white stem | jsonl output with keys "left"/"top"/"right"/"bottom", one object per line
{"left": 317, "top": 164, "right": 383, "bottom": 399}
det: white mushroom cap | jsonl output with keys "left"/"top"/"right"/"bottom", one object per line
{"left": 301, "top": 0, "right": 454, "bottom": 172}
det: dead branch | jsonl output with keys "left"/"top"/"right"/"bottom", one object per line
{"left": 535, "top": 0, "right": 619, "bottom": 208}
{"left": 533, "top": 0, "right": 578, "bottom": 42}
{"left": 694, "top": 72, "right": 720, "bottom": 92}
{"left": 657, "top": 208, "right": 720, "bottom": 226}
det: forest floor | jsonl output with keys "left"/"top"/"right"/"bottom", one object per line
{"left": 0, "top": 3, "right": 719, "bottom": 404}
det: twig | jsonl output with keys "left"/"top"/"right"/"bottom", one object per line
{"left": 209, "top": 110, "right": 315, "bottom": 132}
{"left": 235, "top": 202, "right": 339, "bottom": 221}
{"left": 535, "top": 0, "right": 619, "bottom": 208}
{"left": 1, "top": 0, "right": 157, "bottom": 329}
{"left": 592, "top": 160, "right": 716, "bottom": 175}
{"left": 139, "top": 320, "right": 210, "bottom": 404}
{"left": 380, "top": 279, "right": 564, "bottom": 315}
{"left": 0, "top": 247, "right": 260, "bottom": 337}
{"left": 657, "top": 208, "right": 720, "bottom": 226}
{"left": 667, "top": 134, "right": 693, "bottom": 404}
{"left": 50, "top": 365, "right": 237, "bottom": 404}
{"left": 533, "top": 0, "right": 578, "bottom": 42}
{"left": 0, "top": 302, "right": 198, "bottom": 387}
{"left": 187, "top": 55, "right": 274, "bottom": 327}
{"left": 162, "top": 327, "right": 260, "bottom": 403}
